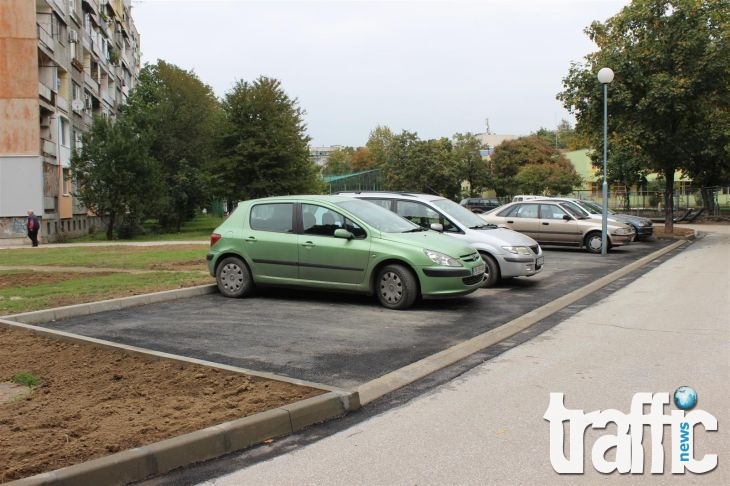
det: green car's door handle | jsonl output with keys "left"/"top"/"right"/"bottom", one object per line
{"left": 245, "top": 236, "right": 256, "bottom": 243}
{"left": 301, "top": 241, "right": 315, "bottom": 248}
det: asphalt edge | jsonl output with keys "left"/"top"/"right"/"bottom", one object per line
{"left": 355, "top": 238, "right": 689, "bottom": 405}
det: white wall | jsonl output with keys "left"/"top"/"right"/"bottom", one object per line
{"left": 0, "top": 156, "right": 44, "bottom": 217}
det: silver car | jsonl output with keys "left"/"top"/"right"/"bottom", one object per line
{"left": 338, "top": 192, "right": 544, "bottom": 287}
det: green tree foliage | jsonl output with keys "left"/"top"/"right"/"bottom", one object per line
{"left": 558, "top": 0, "right": 729, "bottom": 230}
{"left": 122, "top": 61, "right": 221, "bottom": 232}
{"left": 322, "top": 146, "right": 355, "bottom": 175}
{"left": 218, "top": 76, "right": 323, "bottom": 202}
{"left": 350, "top": 147, "right": 375, "bottom": 172}
{"left": 365, "top": 125, "right": 396, "bottom": 169}
{"left": 452, "top": 133, "right": 490, "bottom": 196}
{"left": 533, "top": 120, "right": 588, "bottom": 151}
{"left": 487, "top": 136, "right": 581, "bottom": 197}
{"left": 71, "top": 116, "right": 163, "bottom": 240}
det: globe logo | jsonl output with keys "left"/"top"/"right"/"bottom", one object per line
{"left": 674, "top": 386, "right": 697, "bottom": 410}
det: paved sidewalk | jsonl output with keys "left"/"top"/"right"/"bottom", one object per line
{"left": 201, "top": 225, "right": 730, "bottom": 485}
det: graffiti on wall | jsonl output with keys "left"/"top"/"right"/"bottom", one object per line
{"left": 0, "top": 217, "right": 28, "bottom": 237}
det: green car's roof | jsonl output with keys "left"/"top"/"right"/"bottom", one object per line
{"left": 238, "top": 194, "right": 357, "bottom": 205}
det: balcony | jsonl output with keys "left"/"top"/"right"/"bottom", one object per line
{"left": 37, "top": 26, "right": 55, "bottom": 53}
{"left": 83, "top": 73, "right": 99, "bottom": 93}
{"left": 38, "top": 82, "right": 53, "bottom": 102}
{"left": 42, "top": 138, "right": 57, "bottom": 157}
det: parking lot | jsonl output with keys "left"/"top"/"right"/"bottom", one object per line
{"left": 33, "top": 239, "right": 680, "bottom": 391}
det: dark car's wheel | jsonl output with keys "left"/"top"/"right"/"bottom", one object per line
{"left": 216, "top": 256, "right": 253, "bottom": 298}
{"left": 376, "top": 264, "right": 418, "bottom": 310}
{"left": 479, "top": 253, "right": 500, "bottom": 288}
{"left": 584, "top": 231, "right": 605, "bottom": 254}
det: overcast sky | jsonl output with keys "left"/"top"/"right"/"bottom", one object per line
{"left": 130, "top": 0, "right": 630, "bottom": 147}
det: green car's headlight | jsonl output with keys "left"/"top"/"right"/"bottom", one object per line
{"left": 424, "top": 249, "right": 461, "bottom": 267}
{"left": 502, "top": 246, "right": 532, "bottom": 255}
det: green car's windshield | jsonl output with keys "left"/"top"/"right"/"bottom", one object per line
{"left": 336, "top": 199, "right": 420, "bottom": 233}
{"left": 431, "top": 198, "right": 498, "bottom": 229}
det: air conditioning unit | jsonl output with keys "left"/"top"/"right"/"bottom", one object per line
{"left": 69, "top": 30, "right": 79, "bottom": 43}
{"left": 71, "top": 99, "right": 84, "bottom": 113}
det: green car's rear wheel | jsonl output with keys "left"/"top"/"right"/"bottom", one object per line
{"left": 216, "top": 256, "right": 253, "bottom": 298}
{"left": 376, "top": 264, "right": 418, "bottom": 310}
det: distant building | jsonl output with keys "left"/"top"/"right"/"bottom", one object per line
{"left": 475, "top": 133, "right": 518, "bottom": 154}
{"left": 0, "top": 0, "right": 141, "bottom": 244}
{"left": 309, "top": 145, "right": 344, "bottom": 167}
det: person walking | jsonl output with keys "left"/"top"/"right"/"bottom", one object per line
{"left": 26, "top": 210, "right": 40, "bottom": 247}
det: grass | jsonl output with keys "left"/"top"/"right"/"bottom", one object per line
{"left": 1, "top": 245, "right": 207, "bottom": 269}
{"left": 70, "top": 213, "right": 225, "bottom": 243}
{"left": 11, "top": 371, "right": 41, "bottom": 389}
{"left": 0, "top": 269, "right": 213, "bottom": 315}
{"left": 0, "top": 214, "right": 221, "bottom": 315}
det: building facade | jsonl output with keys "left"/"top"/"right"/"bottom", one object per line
{"left": 0, "top": 0, "right": 140, "bottom": 244}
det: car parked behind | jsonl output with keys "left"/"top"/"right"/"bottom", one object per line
{"left": 549, "top": 197, "right": 654, "bottom": 241}
{"left": 459, "top": 197, "right": 502, "bottom": 213}
{"left": 207, "top": 195, "right": 486, "bottom": 310}
{"left": 479, "top": 199, "right": 635, "bottom": 253}
{"left": 339, "top": 191, "right": 544, "bottom": 287}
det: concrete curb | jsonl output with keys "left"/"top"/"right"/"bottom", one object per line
{"left": 355, "top": 238, "right": 689, "bottom": 405}
{"left": 3, "top": 284, "right": 218, "bottom": 325}
{"left": 10, "top": 392, "right": 357, "bottom": 486}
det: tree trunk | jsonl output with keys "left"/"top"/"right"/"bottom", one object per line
{"left": 663, "top": 168, "right": 674, "bottom": 233}
{"left": 106, "top": 212, "right": 116, "bottom": 240}
{"left": 701, "top": 186, "right": 716, "bottom": 215}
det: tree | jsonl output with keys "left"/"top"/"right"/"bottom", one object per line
{"left": 350, "top": 147, "right": 375, "bottom": 171}
{"left": 365, "top": 125, "right": 396, "bottom": 169}
{"left": 122, "top": 61, "right": 222, "bottom": 232}
{"left": 558, "top": 0, "right": 729, "bottom": 231}
{"left": 452, "top": 133, "right": 490, "bottom": 196}
{"left": 71, "top": 116, "right": 163, "bottom": 240}
{"left": 487, "top": 136, "right": 581, "bottom": 197}
{"left": 533, "top": 120, "right": 589, "bottom": 151}
{"left": 218, "top": 77, "right": 323, "bottom": 203}
{"left": 378, "top": 132, "right": 461, "bottom": 199}
{"left": 322, "top": 147, "right": 355, "bottom": 175}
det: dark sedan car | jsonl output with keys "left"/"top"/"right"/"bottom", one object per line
{"left": 459, "top": 197, "right": 502, "bottom": 213}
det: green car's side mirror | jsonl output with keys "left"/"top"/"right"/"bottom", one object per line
{"left": 334, "top": 228, "right": 354, "bottom": 240}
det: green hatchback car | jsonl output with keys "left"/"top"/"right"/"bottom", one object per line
{"left": 207, "top": 195, "right": 486, "bottom": 309}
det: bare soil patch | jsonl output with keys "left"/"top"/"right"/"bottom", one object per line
{"left": 0, "top": 326, "right": 323, "bottom": 483}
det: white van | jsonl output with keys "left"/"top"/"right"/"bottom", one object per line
{"left": 338, "top": 191, "right": 544, "bottom": 287}
{"left": 512, "top": 195, "right": 542, "bottom": 202}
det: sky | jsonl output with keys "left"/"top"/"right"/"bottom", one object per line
{"left": 130, "top": 0, "right": 631, "bottom": 148}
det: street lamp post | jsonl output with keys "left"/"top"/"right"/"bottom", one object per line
{"left": 597, "top": 67, "right": 614, "bottom": 255}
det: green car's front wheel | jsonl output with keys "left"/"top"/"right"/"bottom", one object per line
{"left": 376, "top": 264, "right": 418, "bottom": 310}
{"left": 216, "top": 256, "right": 253, "bottom": 298}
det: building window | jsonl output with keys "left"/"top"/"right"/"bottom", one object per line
{"left": 62, "top": 168, "right": 71, "bottom": 195}
{"left": 59, "top": 117, "right": 70, "bottom": 147}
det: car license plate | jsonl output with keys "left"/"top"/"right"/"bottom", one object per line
{"left": 473, "top": 263, "right": 486, "bottom": 275}
{"left": 536, "top": 256, "right": 544, "bottom": 266}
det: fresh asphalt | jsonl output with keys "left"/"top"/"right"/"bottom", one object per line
{"left": 34, "top": 240, "right": 675, "bottom": 390}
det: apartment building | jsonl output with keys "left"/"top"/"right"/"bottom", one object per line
{"left": 0, "top": 0, "right": 140, "bottom": 244}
